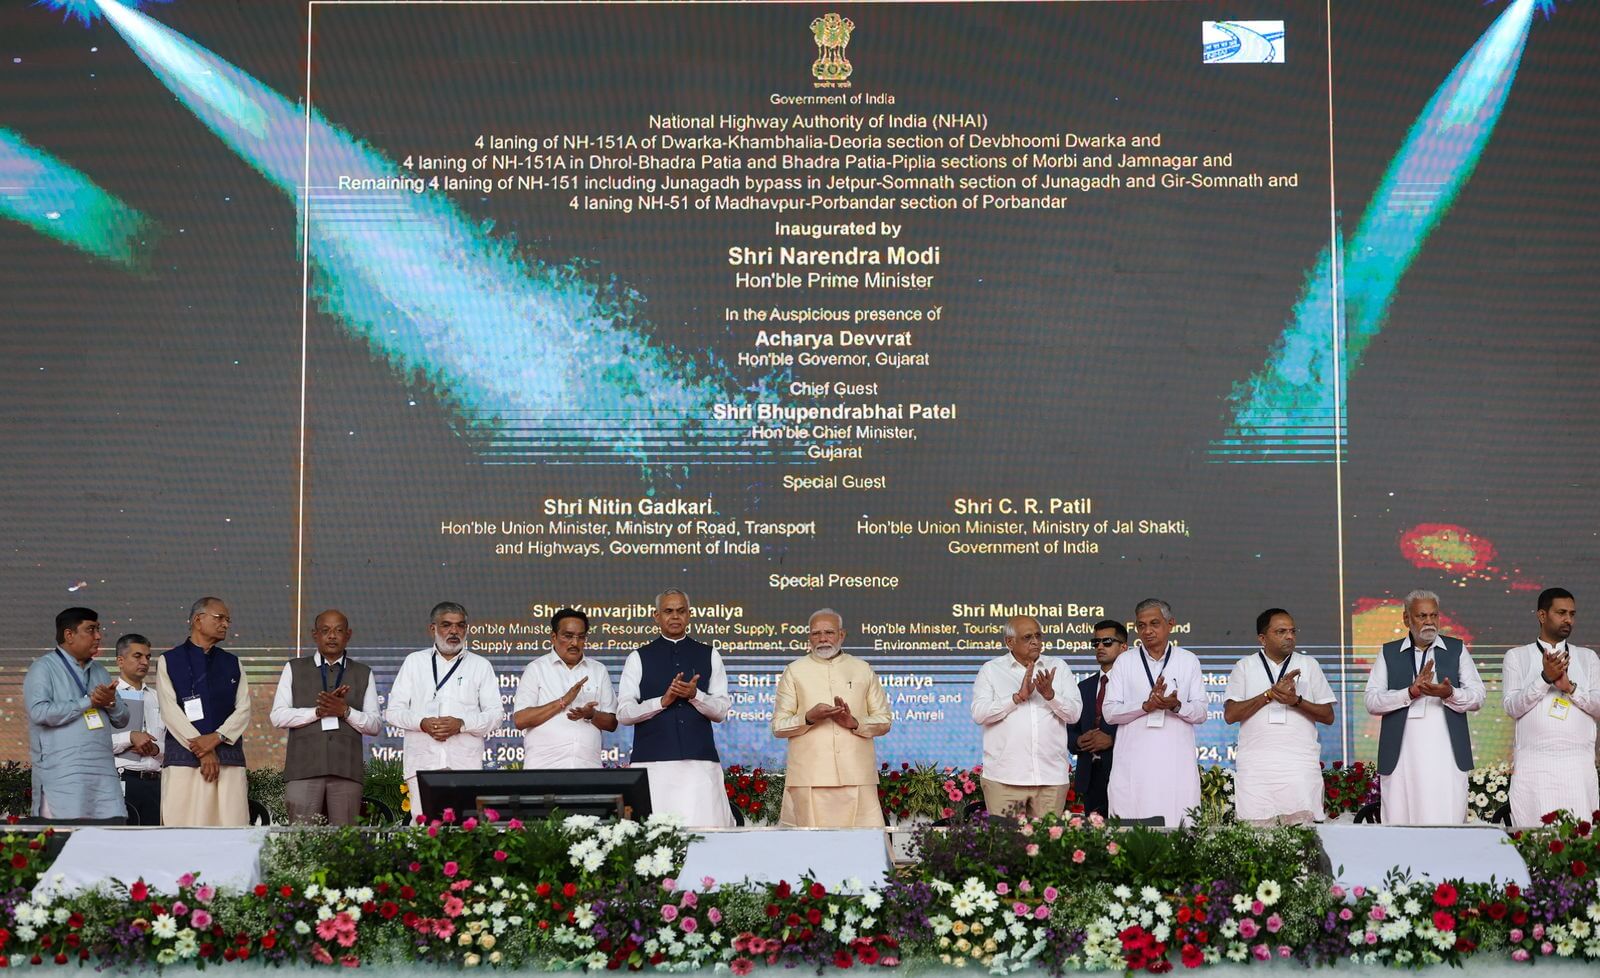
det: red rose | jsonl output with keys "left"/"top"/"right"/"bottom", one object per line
{"left": 807, "top": 908, "right": 822, "bottom": 926}
{"left": 130, "top": 881, "right": 149, "bottom": 902}
{"left": 1505, "top": 884, "right": 1521, "bottom": 900}
{"left": 738, "top": 776, "right": 752, "bottom": 790}
{"left": 754, "top": 780, "right": 769, "bottom": 793}
{"left": 200, "top": 943, "right": 215, "bottom": 958}
{"left": 1512, "top": 910, "right": 1528, "bottom": 926}
{"left": 1541, "top": 811, "right": 1560, "bottom": 825}
{"left": 252, "top": 884, "right": 268, "bottom": 898}
{"left": 1176, "top": 907, "right": 1192, "bottom": 924}
{"left": 563, "top": 882, "right": 578, "bottom": 898}
{"left": 279, "top": 885, "right": 293, "bottom": 898}
{"left": 810, "top": 882, "right": 827, "bottom": 899}
{"left": 1486, "top": 902, "right": 1507, "bottom": 920}
{"left": 833, "top": 950, "right": 853, "bottom": 969}
{"left": 1573, "top": 861, "right": 1589, "bottom": 878}
{"left": 1550, "top": 840, "right": 1566, "bottom": 854}
{"left": 9, "top": 855, "right": 25, "bottom": 870}
{"left": 765, "top": 904, "right": 781, "bottom": 919}
{"left": 1578, "top": 821, "right": 1593, "bottom": 837}
{"left": 53, "top": 955, "right": 67, "bottom": 966}
{"left": 536, "top": 883, "right": 552, "bottom": 898}
{"left": 1433, "top": 883, "right": 1457, "bottom": 907}
{"left": 261, "top": 933, "right": 277, "bottom": 949}
{"left": 400, "top": 885, "right": 416, "bottom": 900}
{"left": 737, "top": 794, "right": 752, "bottom": 809}
{"left": 776, "top": 881, "right": 792, "bottom": 899}
{"left": 1454, "top": 937, "right": 1477, "bottom": 953}
{"left": 1432, "top": 911, "right": 1455, "bottom": 932}
{"left": 786, "top": 913, "right": 802, "bottom": 927}
{"left": 380, "top": 902, "right": 399, "bottom": 919}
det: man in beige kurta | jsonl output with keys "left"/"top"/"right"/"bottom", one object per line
{"left": 156, "top": 597, "right": 253, "bottom": 825}
{"left": 771, "top": 609, "right": 893, "bottom": 826}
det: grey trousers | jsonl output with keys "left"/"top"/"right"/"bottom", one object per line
{"left": 285, "top": 775, "right": 364, "bottom": 826}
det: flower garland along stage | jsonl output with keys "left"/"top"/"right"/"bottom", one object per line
{"left": 2, "top": 807, "right": 1598, "bottom": 973}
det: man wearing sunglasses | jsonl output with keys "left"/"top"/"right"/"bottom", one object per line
{"left": 1066, "top": 620, "right": 1128, "bottom": 817}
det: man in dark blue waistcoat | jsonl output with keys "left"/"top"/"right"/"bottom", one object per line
{"left": 617, "top": 588, "right": 734, "bottom": 827}
{"left": 155, "top": 596, "right": 252, "bottom": 825}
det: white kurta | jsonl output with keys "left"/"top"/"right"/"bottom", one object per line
{"left": 970, "top": 653, "right": 1082, "bottom": 786}
{"left": 1101, "top": 643, "right": 1207, "bottom": 827}
{"left": 512, "top": 652, "right": 617, "bottom": 769}
{"left": 1225, "top": 652, "right": 1336, "bottom": 823}
{"left": 1503, "top": 641, "right": 1600, "bottom": 826}
{"left": 383, "top": 647, "right": 503, "bottom": 816}
{"left": 1364, "top": 639, "right": 1485, "bottom": 825}
{"left": 617, "top": 637, "right": 734, "bottom": 828}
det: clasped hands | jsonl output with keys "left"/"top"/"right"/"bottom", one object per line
{"left": 1541, "top": 648, "right": 1576, "bottom": 695}
{"left": 315, "top": 683, "right": 352, "bottom": 719}
{"left": 659, "top": 672, "right": 702, "bottom": 708}
{"left": 1011, "top": 662, "right": 1057, "bottom": 704}
{"left": 804, "top": 696, "right": 860, "bottom": 730}
{"left": 561, "top": 677, "right": 601, "bottom": 722}
{"left": 1141, "top": 676, "right": 1181, "bottom": 714}
{"left": 1261, "top": 669, "right": 1303, "bottom": 707}
{"left": 88, "top": 682, "right": 117, "bottom": 710}
{"left": 1407, "top": 660, "right": 1455, "bottom": 701}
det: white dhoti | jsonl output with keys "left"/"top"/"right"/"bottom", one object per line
{"left": 161, "top": 766, "right": 249, "bottom": 826}
{"left": 778, "top": 785, "right": 885, "bottom": 827}
{"left": 1381, "top": 710, "right": 1468, "bottom": 825}
{"left": 634, "top": 760, "right": 733, "bottom": 828}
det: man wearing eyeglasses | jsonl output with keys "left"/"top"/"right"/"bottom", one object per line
{"left": 155, "top": 597, "right": 253, "bottom": 825}
{"left": 970, "top": 615, "right": 1082, "bottom": 819}
{"left": 384, "top": 602, "right": 503, "bottom": 821}
{"left": 1066, "top": 620, "right": 1128, "bottom": 817}
{"left": 25, "top": 607, "right": 129, "bottom": 821}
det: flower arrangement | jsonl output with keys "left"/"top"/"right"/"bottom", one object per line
{"left": 1197, "top": 767, "right": 1235, "bottom": 826}
{"left": 1321, "top": 760, "right": 1379, "bottom": 817}
{"left": 1467, "top": 761, "right": 1512, "bottom": 823}
{"left": 723, "top": 766, "right": 782, "bottom": 824}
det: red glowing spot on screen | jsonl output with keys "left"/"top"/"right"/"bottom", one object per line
{"left": 1399, "top": 523, "right": 1497, "bottom": 572}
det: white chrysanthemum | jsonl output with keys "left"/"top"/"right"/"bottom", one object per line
{"left": 1403, "top": 899, "right": 1422, "bottom": 916}
{"left": 294, "top": 920, "right": 311, "bottom": 935}
{"left": 152, "top": 914, "right": 178, "bottom": 939}
{"left": 861, "top": 915, "right": 876, "bottom": 930}
{"left": 1139, "top": 886, "right": 1161, "bottom": 904}
{"left": 316, "top": 904, "right": 334, "bottom": 921}
{"left": 862, "top": 890, "right": 882, "bottom": 911}
{"left": 304, "top": 883, "right": 321, "bottom": 900}
{"left": 1113, "top": 885, "right": 1132, "bottom": 901}
{"left": 1256, "top": 880, "right": 1282, "bottom": 906}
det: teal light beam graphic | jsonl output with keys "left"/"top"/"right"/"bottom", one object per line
{"left": 1214, "top": 0, "right": 1539, "bottom": 462}
{"left": 91, "top": 0, "right": 789, "bottom": 470}
{"left": 0, "top": 128, "right": 157, "bottom": 268}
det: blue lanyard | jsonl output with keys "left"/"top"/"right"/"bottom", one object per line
{"left": 431, "top": 652, "right": 463, "bottom": 693}
{"left": 319, "top": 656, "right": 347, "bottom": 692}
{"left": 53, "top": 649, "right": 91, "bottom": 698}
{"left": 1258, "top": 651, "right": 1292, "bottom": 686}
{"left": 1139, "top": 644, "right": 1171, "bottom": 690}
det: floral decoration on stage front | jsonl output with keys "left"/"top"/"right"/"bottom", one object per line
{"left": 2, "top": 807, "right": 1600, "bottom": 971}
{"left": 1467, "top": 761, "right": 1513, "bottom": 823}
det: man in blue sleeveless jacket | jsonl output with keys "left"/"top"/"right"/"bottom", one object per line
{"left": 618, "top": 589, "right": 734, "bottom": 827}
{"left": 1363, "top": 590, "right": 1484, "bottom": 824}
{"left": 155, "top": 596, "right": 252, "bottom": 825}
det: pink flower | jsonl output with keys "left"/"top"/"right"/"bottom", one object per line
{"left": 680, "top": 917, "right": 698, "bottom": 934}
{"left": 1025, "top": 844, "right": 1040, "bottom": 856}
{"left": 195, "top": 884, "right": 215, "bottom": 903}
{"left": 1238, "top": 919, "right": 1259, "bottom": 940}
{"left": 1251, "top": 944, "right": 1271, "bottom": 962}
{"left": 1106, "top": 842, "right": 1120, "bottom": 855}
{"left": 1533, "top": 924, "right": 1545, "bottom": 939}
{"left": 190, "top": 909, "right": 212, "bottom": 929}
{"left": 1072, "top": 849, "right": 1086, "bottom": 864}
{"left": 493, "top": 850, "right": 508, "bottom": 862}
{"left": 1329, "top": 885, "right": 1346, "bottom": 899}
{"left": 171, "top": 901, "right": 189, "bottom": 917}
{"left": 1541, "top": 941, "right": 1555, "bottom": 955}
{"left": 433, "top": 920, "right": 455, "bottom": 940}
{"left": 996, "top": 883, "right": 1010, "bottom": 896}
{"left": 1018, "top": 880, "right": 1033, "bottom": 894}
{"left": 450, "top": 879, "right": 472, "bottom": 892}
{"left": 1364, "top": 931, "right": 1378, "bottom": 945}
{"left": 442, "top": 808, "right": 456, "bottom": 824}
{"left": 507, "top": 818, "right": 523, "bottom": 830}
{"left": 341, "top": 955, "right": 359, "bottom": 967}
{"left": 1013, "top": 902, "right": 1029, "bottom": 916}
{"left": 1510, "top": 929, "right": 1524, "bottom": 943}
{"left": 707, "top": 908, "right": 723, "bottom": 925}
{"left": 482, "top": 807, "right": 500, "bottom": 822}
{"left": 1250, "top": 900, "right": 1264, "bottom": 915}
{"left": 661, "top": 904, "right": 679, "bottom": 922}
{"left": 941, "top": 807, "right": 955, "bottom": 819}
{"left": 682, "top": 891, "right": 698, "bottom": 908}
{"left": 1368, "top": 905, "right": 1386, "bottom": 922}
{"left": 317, "top": 918, "right": 341, "bottom": 941}
{"left": 1277, "top": 946, "right": 1291, "bottom": 958}
{"left": 1019, "top": 822, "right": 1034, "bottom": 836}
{"left": 1047, "top": 826, "right": 1063, "bottom": 840}
{"left": 1043, "top": 886, "right": 1059, "bottom": 904}
{"left": 662, "top": 878, "right": 677, "bottom": 892}
{"left": 1088, "top": 813, "right": 1104, "bottom": 828}
{"left": 1352, "top": 886, "right": 1365, "bottom": 898}
{"left": 1338, "top": 908, "right": 1353, "bottom": 921}
{"left": 178, "top": 873, "right": 196, "bottom": 888}
{"left": 408, "top": 861, "right": 421, "bottom": 873}
{"left": 462, "top": 817, "right": 478, "bottom": 831}
{"left": 426, "top": 824, "right": 439, "bottom": 838}
{"left": 702, "top": 876, "right": 717, "bottom": 889}
{"left": 1265, "top": 914, "right": 1283, "bottom": 934}
{"left": 731, "top": 957, "right": 754, "bottom": 976}
{"left": 1512, "top": 949, "right": 1530, "bottom": 962}
{"left": 312, "top": 944, "right": 334, "bottom": 965}
{"left": 1033, "top": 905, "right": 1049, "bottom": 920}
{"left": 443, "top": 861, "right": 459, "bottom": 878}
{"left": 442, "top": 896, "right": 464, "bottom": 918}
{"left": 946, "top": 789, "right": 962, "bottom": 802}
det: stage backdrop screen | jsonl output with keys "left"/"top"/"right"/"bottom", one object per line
{"left": 2, "top": 0, "right": 1596, "bottom": 775}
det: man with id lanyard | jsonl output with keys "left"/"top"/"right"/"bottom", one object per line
{"left": 1223, "top": 609, "right": 1336, "bottom": 825}
{"left": 25, "top": 607, "right": 129, "bottom": 821}
{"left": 1503, "top": 588, "right": 1600, "bottom": 825}
{"left": 1101, "top": 598, "right": 1208, "bottom": 826}
{"left": 270, "top": 610, "right": 382, "bottom": 824}
{"left": 1364, "top": 589, "right": 1485, "bottom": 824}
{"left": 384, "top": 602, "right": 502, "bottom": 821}
{"left": 155, "top": 597, "right": 253, "bottom": 825}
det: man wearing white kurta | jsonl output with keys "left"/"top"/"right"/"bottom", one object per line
{"left": 1102, "top": 599, "right": 1208, "bottom": 827}
{"left": 771, "top": 609, "right": 893, "bottom": 827}
{"left": 512, "top": 608, "right": 617, "bottom": 769}
{"left": 1224, "top": 609, "right": 1336, "bottom": 825}
{"left": 1364, "top": 590, "right": 1485, "bottom": 825}
{"left": 971, "top": 615, "right": 1082, "bottom": 819}
{"left": 1503, "top": 587, "right": 1600, "bottom": 826}
{"left": 383, "top": 602, "right": 503, "bottom": 821}
{"left": 618, "top": 589, "right": 734, "bottom": 827}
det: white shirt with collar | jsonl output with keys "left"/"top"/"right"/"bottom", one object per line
{"left": 970, "top": 653, "right": 1081, "bottom": 786}
{"left": 382, "top": 646, "right": 503, "bottom": 778}
{"left": 1503, "top": 638, "right": 1600, "bottom": 825}
{"left": 268, "top": 652, "right": 383, "bottom": 736}
{"left": 112, "top": 677, "right": 165, "bottom": 774}
{"left": 513, "top": 652, "right": 616, "bottom": 768}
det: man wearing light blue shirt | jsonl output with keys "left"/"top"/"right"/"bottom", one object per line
{"left": 25, "top": 607, "right": 129, "bottom": 821}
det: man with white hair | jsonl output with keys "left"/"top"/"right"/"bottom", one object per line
{"left": 1364, "top": 590, "right": 1485, "bottom": 824}
{"left": 618, "top": 589, "right": 734, "bottom": 827}
{"left": 771, "top": 609, "right": 893, "bottom": 826}
{"left": 971, "top": 615, "right": 1081, "bottom": 819}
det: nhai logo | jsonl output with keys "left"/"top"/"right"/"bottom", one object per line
{"left": 1203, "top": 21, "right": 1285, "bottom": 64}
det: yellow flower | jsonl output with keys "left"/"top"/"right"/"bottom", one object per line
{"left": 459, "top": 932, "right": 474, "bottom": 947}
{"left": 955, "top": 939, "right": 971, "bottom": 953}
{"left": 479, "top": 934, "right": 496, "bottom": 951}
{"left": 971, "top": 922, "right": 984, "bottom": 935}
{"left": 951, "top": 921, "right": 969, "bottom": 935}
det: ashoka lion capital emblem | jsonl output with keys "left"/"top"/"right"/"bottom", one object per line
{"left": 811, "top": 13, "right": 855, "bottom": 84}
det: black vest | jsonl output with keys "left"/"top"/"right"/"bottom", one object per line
{"left": 162, "top": 640, "right": 246, "bottom": 768}
{"left": 630, "top": 637, "right": 720, "bottom": 763}
{"left": 1377, "top": 636, "right": 1473, "bottom": 775}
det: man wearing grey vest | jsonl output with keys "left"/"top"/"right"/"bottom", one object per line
{"left": 269, "top": 610, "right": 382, "bottom": 824}
{"left": 1363, "top": 590, "right": 1485, "bottom": 824}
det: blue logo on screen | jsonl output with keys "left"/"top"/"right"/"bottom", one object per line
{"left": 1203, "top": 21, "right": 1285, "bottom": 64}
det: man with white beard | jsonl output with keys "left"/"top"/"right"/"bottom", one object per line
{"left": 1364, "top": 590, "right": 1485, "bottom": 824}
{"left": 384, "top": 602, "right": 503, "bottom": 820}
{"left": 770, "top": 608, "right": 893, "bottom": 827}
